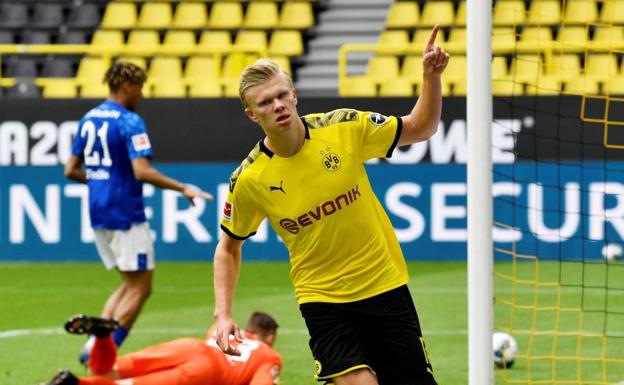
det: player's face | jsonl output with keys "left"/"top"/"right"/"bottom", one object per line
{"left": 244, "top": 75, "right": 298, "bottom": 134}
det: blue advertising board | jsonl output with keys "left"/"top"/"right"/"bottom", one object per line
{"left": 1, "top": 162, "right": 623, "bottom": 262}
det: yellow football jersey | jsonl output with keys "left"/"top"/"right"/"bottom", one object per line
{"left": 221, "top": 109, "right": 409, "bottom": 304}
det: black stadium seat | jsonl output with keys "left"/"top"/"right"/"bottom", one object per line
{"left": 57, "top": 30, "right": 88, "bottom": 45}
{"left": 66, "top": 3, "right": 101, "bottom": 29}
{"left": 0, "top": 30, "right": 14, "bottom": 44}
{"left": 0, "top": 3, "right": 29, "bottom": 29}
{"left": 6, "top": 79, "right": 42, "bottom": 98}
{"left": 31, "top": 3, "right": 65, "bottom": 30}
{"left": 4, "top": 57, "right": 39, "bottom": 78}
{"left": 21, "top": 30, "right": 52, "bottom": 45}
{"left": 41, "top": 57, "right": 75, "bottom": 78}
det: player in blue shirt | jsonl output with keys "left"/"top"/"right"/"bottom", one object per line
{"left": 64, "top": 62, "right": 212, "bottom": 364}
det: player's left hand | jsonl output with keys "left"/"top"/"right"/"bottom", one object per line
{"left": 182, "top": 185, "right": 213, "bottom": 205}
{"left": 422, "top": 24, "right": 450, "bottom": 76}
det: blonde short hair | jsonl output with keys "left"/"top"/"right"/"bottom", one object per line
{"left": 239, "top": 59, "right": 293, "bottom": 107}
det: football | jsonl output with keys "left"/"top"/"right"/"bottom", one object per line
{"left": 492, "top": 332, "right": 518, "bottom": 369}
{"left": 602, "top": 243, "right": 623, "bottom": 262}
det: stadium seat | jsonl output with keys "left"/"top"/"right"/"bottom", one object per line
{"left": 115, "top": 56, "right": 147, "bottom": 70}
{"left": 455, "top": 1, "right": 467, "bottom": 26}
{"left": 492, "top": 56, "right": 509, "bottom": 80}
{"left": 340, "top": 76, "right": 376, "bottom": 97}
{"left": 41, "top": 57, "right": 75, "bottom": 78}
{"left": 76, "top": 57, "right": 108, "bottom": 86}
{"left": 443, "top": 55, "right": 466, "bottom": 85}
{"left": 492, "top": 79, "right": 523, "bottom": 96}
{"left": 600, "top": 0, "right": 624, "bottom": 24}
{"left": 80, "top": 82, "right": 108, "bottom": 98}
{"left": 527, "top": 0, "right": 561, "bottom": 25}
{"left": 492, "top": 27, "right": 517, "bottom": 48}
{"left": 591, "top": 26, "right": 624, "bottom": 50}
{"left": 152, "top": 81, "right": 186, "bottom": 98}
{"left": 0, "top": 31, "right": 14, "bottom": 44}
{"left": 125, "top": 30, "right": 160, "bottom": 56}
{"left": 379, "top": 78, "right": 413, "bottom": 97}
{"left": 43, "top": 80, "right": 78, "bottom": 98}
{"left": 20, "top": 31, "right": 52, "bottom": 45}
{"left": 447, "top": 28, "right": 466, "bottom": 50}
{"left": 172, "top": 2, "right": 208, "bottom": 29}
{"left": 209, "top": 3, "right": 243, "bottom": 30}
{"left": 586, "top": 54, "right": 618, "bottom": 81}
{"left": 401, "top": 55, "right": 424, "bottom": 84}
{"left": 199, "top": 31, "right": 232, "bottom": 50}
{"left": 420, "top": 1, "right": 455, "bottom": 27}
{"left": 564, "top": 77, "right": 600, "bottom": 95}
{"left": 493, "top": 0, "right": 526, "bottom": 26}
{"left": 367, "top": 56, "right": 400, "bottom": 84}
{"left": 222, "top": 53, "right": 258, "bottom": 85}
{"left": 385, "top": 2, "right": 419, "bottom": 29}
{"left": 563, "top": 0, "right": 598, "bottom": 24}
{"left": 510, "top": 55, "right": 544, "bottom": 83}
{"left": 189, "top": 81, "right": 221, "bottom": 97}
{"left": 244, "top": 2, "right": 279, "bottom": 29}
{"left": 148, "top": 57, "right": 183, "bottom": 82}
{"left": 525, "top": 76, "right": 561, "bottom": 95}
{"left": 57, "top": 31, "right": 88, "bottom": 45}
{"left": 7, "top": 80, "right": 42, "bottom": 98}
{"left": 30, "top": 4, "right": 64, "bottom": 30}
{"left": 185, "top": 56, "right": 220, "bottom": 82}
{"left": 235, "top": 31, "right": 268, "bottom": 52}
{"left": 66, "top": 4, "right": 100, "bottom": 29}
{"left": 101, "top": 3, "right": 137, "bottom": 29}
{"left": 520, "top": 26, "right": 553, "bottom": 50}
{"left": 379, "top": 30, "right": 410, "bottom": 46}
{"left": 451, "top": 78, "right": 466, "bottom": 95}
{"left": 91, "top": 30, "right": 125, "bottom": 48}
{"left": 269, "top": 56, "right": 292, "bottom": 75}
{"left": 137, "top": 3, "right": 172, "bottom": 29}
{"left": 0, "top": 3, "right": 28, "bottom": 29}
{"left": 413, "top": 29, "right": 446, "bottom": 49}
{"left": 223, "top": 78, "right": 239, "bottom": 97}
{"left": 268, "top": 30, "right": 304, "bottom": 57}
{"left": 279, "top": 2, "right": 314, "bottom": 29}
{"left": 549, "top": 54, "right": 581, "bottom": 80}
{"left": 556, "top": 26, "right": 587, "bottom": 50}
{"left": 4, "top": 57, "right": 38, "bottom": 78}
{"left": 161, "top": 30, "right": 197, "bottom": 56}
{"left": 604, "top": 76, "right": 624, "bottom": 95}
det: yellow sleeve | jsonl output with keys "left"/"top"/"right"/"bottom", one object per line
{"left": 220, "top": 174, "right": 265, "bottom": 240}
{"left": 356, "top": 111, "right": 402, "bottom": 162}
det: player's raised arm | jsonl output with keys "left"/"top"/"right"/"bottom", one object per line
{"left": 399, "top": 24, "right": 450, "bottom": 147}
{"left": 213, "top": 232, "right": 245, "bottom": 356}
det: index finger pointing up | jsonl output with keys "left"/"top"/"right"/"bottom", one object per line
{"left": 426, "top": 24, "right": 441, "bottom": 48}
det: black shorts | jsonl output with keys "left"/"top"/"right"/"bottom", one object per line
{"left": 300, "top": 285, "right": 437, "bottom": 385}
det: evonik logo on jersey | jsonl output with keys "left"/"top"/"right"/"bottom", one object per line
{"left": 279, "top": 185, "right": 361, "bottom": 234}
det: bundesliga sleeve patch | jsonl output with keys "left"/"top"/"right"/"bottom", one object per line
{"left": 369, "top": 113, "right": 388, "bottom": 125}
{"left": 223, "top": 201, "right": 233, "bottom": 221}
{"left": 131, "top": 133, "right": 151, "bottom": 151}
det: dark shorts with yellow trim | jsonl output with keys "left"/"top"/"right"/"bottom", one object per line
{"left": 300, "top": 285, "right": 437, "bottom": 385}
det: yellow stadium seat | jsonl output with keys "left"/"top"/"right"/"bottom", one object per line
{"left": 563, "top": 0, "right": 598, "bottom": 24}
{"left": 367, "top": 56, "right": 400, "bottom": 84}
{"left": 91, "top": 30, "right": 124, "bottom": 47}
{"left": 601, "top": 0, "right": 624, "bottom": 24}
{"left": 586, "top": 54, "right": 618, "bottom": 81}
{"left": 519, "top": 26, "right": 553, "bottom": 50}
{"left": 244, "top": 1, "right": 279, "bottom": 29}
{"left": 379, "top": 78, "right": 413, "bottom": 97}
{"left": 161, "top": 30, "right": 197, "bottom": 56}
{"left": 152, "top": 81, "right": 186, "bottom": 98}
{"left": 510, "top": 55, "right": 543, "bottom": 83}
{"left": 444, "top": 55, "right": 466, "bottom": 84}
{"left": 101, "top": 3, "right": 136, "bottom": 29}
{"left": 493, "top": 0, "right": 525, "bottom": 26}
{"left": 591, "top": 26, "right": 624, "bottom": 50}
{"left": 455, "top": 1, "right": 466, "bottom": 26}
{"left": 268, "top": 30, "right": 303, "bottom": 57}
{"left": 269, "top": 56, "right": 292, "bottom": 75}
{"left": 209, "top": 3, "right": 243, "bottom": 30}
{"left": 492, "top": 56, "right": 509, "bottom": 80}
{"left": 379, "top": 30, "right": 410, "bottom": 46}
{"left": 222, "top": 53, "right": 252, "bottom": 83}
{"left": 492, "top": 79, "right": 524, "bottom": 95}
{"left": 564, "top": 77, "right": 600, "bottom": 95}
{"left": 604, "top": 76, "right": 624, "bottom": 95}
{"left": 492, "top": 27, "right": 517, "bottom": 44}
{"left": 136, "top": 2, "right": 172, "bottom": 29}
{"left": 340, "top": 76, "right": 376, "bottom": 97}
{"left": 172, "top": 2, "right": 208, "bottom": 29}
{"left": 199, "top": 31, "right": 232, "bottom": 51}
{"left": 440, "top": 79, "right": 452, "bottom": 96}
{"left": 235, "top": 31, "right": 267, "bottom": 52}
{"left": 549, "top": 54, "right": 581, "bottom": 80}
{"left": 420, "top": 1, "right": 454, "bottom": 27}
{"left": 556, "top": 26, "right": 587, "bottom": 50}
{"left": 80, "top": 82, "right": 109, "bottom": 98}
{"left": 223, "top": 79, "right": 239, "bottom": 98}
{"left": 115, "top": 56, "right": 147, "bottom": 70}
{"left": 76, "top": 57, "right": 108, "bottom": 85}
{"left": 527, "top": 0, "right": 561, "bottom": 25}
{"left": 185, "top": 56, "right": 220, "bottom": 82}
{"left": 279, "top": 2, "right": 314, "bottom": 29}
{"left": 385, "top": 2, "right": 419, "bottom": 29}
{"left": 447, "top": 28, "right": 466, "bottom": 50}
{"left": 412, "top": 28, "right": 446, "bottom": 50}
{"left": 525, "top": 76, "right": 560, "bottom": 95}
{"left": 149, "top": 57, "right": 183, "bottom": 82}
{"left": 125, "top": 30, "right": 160, "bottom": 56}
{"left": 401, "top": 55, "right": 423, "bottom": 84}
{"left": 189, "top": 80, "right": 221, "bottom": 97}
{"left": 43, "top": 80, "right": 77, "bottom": 98}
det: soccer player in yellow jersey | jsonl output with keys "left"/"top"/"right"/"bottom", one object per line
{"left": 213, "top": 25, "right": 449, "bottom": 385}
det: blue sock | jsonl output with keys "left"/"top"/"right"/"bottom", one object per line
{"left": 112, "top": 325, "right": 129, "bottom": 347}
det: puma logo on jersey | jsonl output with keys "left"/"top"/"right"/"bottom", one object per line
{"left": 279, "top": 185, "right": 361, "bottom": 234}
{"left": 269, "top": 181, "right": 286, "bottom": 194}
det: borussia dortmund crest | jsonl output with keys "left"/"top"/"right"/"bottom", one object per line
{"left": 320, "top": 147, "right": 341, "bottom": 172}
